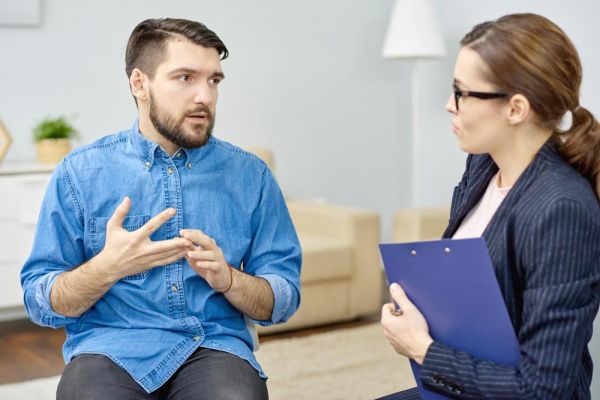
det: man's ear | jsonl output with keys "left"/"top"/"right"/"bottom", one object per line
{"left": 505, "top": 94, "right": 530, "bottom": 125}
{"left": 129, "top": 68, "right": 149, "bottom": 102}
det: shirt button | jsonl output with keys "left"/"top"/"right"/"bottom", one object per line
{"left": 167, "top": 167, "right": 174, "bottom": 174}
{"left": 171, "top": 284, "right": 178, "bottom": 292}
{"left": 193, "top": 336, "right": 200, "bottom": 342}
{"left": 176, "top": 152, "right": 182, "bottom": 158}
{"left": 186, "top": 162, "right": 192, "bottom": 169}
{"left": 144, "top": 161, "right": 151, "bottom": 168}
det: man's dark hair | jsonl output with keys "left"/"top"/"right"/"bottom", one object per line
{"left": 125, "top": 18, "right": 228, "bottom": 79}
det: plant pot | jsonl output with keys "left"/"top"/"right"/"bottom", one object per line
{"left": 35, "top": 138, "right": 72, "bottom": 164}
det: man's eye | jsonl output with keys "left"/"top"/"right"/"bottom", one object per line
{"left": 178, "top": 75, "right": 191, "bottom": 82}
{"left": 209, "top": 78, "right": 221, "bottom": 85}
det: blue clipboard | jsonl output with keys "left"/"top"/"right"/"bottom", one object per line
{"left": 379, "top": 238, "right": 520, "bottom": 400}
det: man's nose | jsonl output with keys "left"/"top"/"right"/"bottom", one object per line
{"left": 193, "top": 83, "right": 216, "bottom": 105}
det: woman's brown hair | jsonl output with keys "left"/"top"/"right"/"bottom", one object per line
{"left": 461, "top": 13, "right": 600, "bottom": 198}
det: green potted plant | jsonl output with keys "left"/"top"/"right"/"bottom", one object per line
{"left": 33, "top": 116, "right": 78, "bottom": 164}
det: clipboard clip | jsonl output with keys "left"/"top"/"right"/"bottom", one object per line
{"left": 409, "top": 247, "right": 452, "bottom": 256}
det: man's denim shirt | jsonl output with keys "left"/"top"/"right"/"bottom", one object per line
{"left": 20, "top": 121, "right": 302, "bottom": 393}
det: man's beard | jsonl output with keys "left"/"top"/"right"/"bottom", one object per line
{"left": 148, "top": 93, "right": 215, "bottom": 149}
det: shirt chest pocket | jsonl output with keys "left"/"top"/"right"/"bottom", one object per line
{"left": 89, "top": 215, "right": 151, "bottom": 281}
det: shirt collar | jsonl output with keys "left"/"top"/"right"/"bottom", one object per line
{"left": 128, "top": 119, "right": 160, "bottom": 170}
{"left": 128, "top": 119, "right": 216, "bottom": 171}
{"left": 183, "top": 137, "right": 216, "bottom": 172}
{"left": 172, "top": 147, "right": 190, "bottom": 163}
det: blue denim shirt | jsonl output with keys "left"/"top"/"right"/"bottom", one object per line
{"left": 20, "top": 120, "right": 302, "bottom": 393}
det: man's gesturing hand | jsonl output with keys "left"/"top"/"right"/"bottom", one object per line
{"left": 180, "top": 229, "right": 232, "bottom": 292}
{"left": 96, "top": 197, "right": 192, "bottom": 282}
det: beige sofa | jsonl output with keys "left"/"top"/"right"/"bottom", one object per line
{"left": 247, "top": 148, "right": 383, "bottom": 334}
{"left": 392, "top": 207, "right": 450, "bottom": 242}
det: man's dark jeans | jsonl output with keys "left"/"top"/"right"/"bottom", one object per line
{"left": 57, "top": 348, "right": 268, "bottom": 400}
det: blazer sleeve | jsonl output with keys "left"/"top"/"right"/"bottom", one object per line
{"left": 420, "top": 198, "right": 600, "bottom": 399}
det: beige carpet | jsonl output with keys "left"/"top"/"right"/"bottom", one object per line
{"left": 256, "top": 323, "right": 416, "bottom": 399}
{"left": 0, "top": 323, "right": 415, "bottom": 399}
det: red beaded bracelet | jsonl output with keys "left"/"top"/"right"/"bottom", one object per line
{"left": 221, "top": 264, "right": 234, "bottom": 294}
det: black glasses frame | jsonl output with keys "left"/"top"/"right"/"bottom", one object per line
{"left": 453, "top": 85, "right": 508, "bottom": 111}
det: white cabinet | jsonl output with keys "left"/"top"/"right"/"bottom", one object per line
{"left": 0, "top": 164, "right": 53, "bottom": 316}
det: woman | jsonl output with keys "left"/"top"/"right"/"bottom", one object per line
{"left": 381, "top": 13, "right": 600, "bottom": 399}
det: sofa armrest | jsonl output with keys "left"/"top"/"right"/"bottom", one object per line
{"left": 287, "top": 200, "right": 379, "bottom": 243}
{"left": 288, "top": 199, "right": 382, "bottom": 317}
{"left": 392, "top": 207, "right": 450, "bottom": 242}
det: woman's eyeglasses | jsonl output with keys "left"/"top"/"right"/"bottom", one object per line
{"left": 453, "top": 84, "right": 508, "bottom": 111}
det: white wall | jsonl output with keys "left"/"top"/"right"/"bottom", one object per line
{"left": 417, "top": 0, "right": 600, "bottom": 208}
{"left": 0, "top": 0, "right": 412, "bottom": 242}
{"left": 2, "top": 1, "right": 599, "bottom": 239}
{"left": 1, "top": 0, "right": 600, "bottom": 394}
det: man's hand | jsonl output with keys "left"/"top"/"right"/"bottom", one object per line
{"left": 381, "top": 283, "right": 434, "bottom": 365}
{"left": 180, "top": 228, "right": 275, "bottom": 320}
{"left": 96, "top": 197, "right": 192, "bottom": 283}
{"left": 51, "top": 197, "right": 192, "bottom": 317}
{"left": 180, "top": 229, "right": 231, "bottom": 292}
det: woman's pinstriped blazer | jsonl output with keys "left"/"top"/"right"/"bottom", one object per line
{"left": 418, "top": 140, "right": 600, "bottom": 399}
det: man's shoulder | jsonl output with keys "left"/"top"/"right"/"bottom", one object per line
{"left": 64, "top": 130, "right": 130, "bottom": 163}
{"left": 209, "top": 137, "right": 269, "bottom": 174}
{"left": 210, "top": 137, "right": 257, "bottom": 159}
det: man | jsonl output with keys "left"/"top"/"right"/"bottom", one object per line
{"left": 21, "top": 18, "right": 301, "bottom": 399}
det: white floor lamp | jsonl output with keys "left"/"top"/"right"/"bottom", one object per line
{"left": 382, "top": 0, "right": 446, "bottom": 206}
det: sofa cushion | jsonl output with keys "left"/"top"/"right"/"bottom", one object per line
{"left": 297, "top": 232, "right": 353, "bottom": 283}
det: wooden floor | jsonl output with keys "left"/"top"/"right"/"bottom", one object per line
{"left": 0, "top": 317, "right": 377, "bottom": 384}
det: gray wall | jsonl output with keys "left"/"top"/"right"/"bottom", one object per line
{"left": 1, "top": 1, "right": 599, "bottom": 236}
{"left": 1, "top": 0, "right": 600, "bottom": 395}
{"left": 419, "top": 0, "right": 600, "bottom": 208}
{"left": 0, "top": 0, "right": 412, "bottom": 241}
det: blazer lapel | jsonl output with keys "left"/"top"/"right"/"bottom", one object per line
{"left": 444, "top": 155, "right": 497, "bottom": 238}
{"left": 444, "top": 140, "right": 558, "bottom": 239}
{"left": 482, "top": 140, "right": 556, "bottom": 240}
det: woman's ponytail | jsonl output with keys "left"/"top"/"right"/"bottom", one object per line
{"left": 557, "top": 106, "right": 600, "bottom": 199}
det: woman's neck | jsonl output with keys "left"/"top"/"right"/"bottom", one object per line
{"left": 491, "top": 126, "right": 553, "bottom": 188}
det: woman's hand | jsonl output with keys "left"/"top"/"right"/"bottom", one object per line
{"left": 381, "top": 283, "right": 434, "bottom": 364}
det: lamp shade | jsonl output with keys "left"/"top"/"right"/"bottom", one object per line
{"left": 382, "top": 0, "right": 446, "bottom": 59}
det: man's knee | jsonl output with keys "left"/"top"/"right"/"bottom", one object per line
{"left": 208, "top": 383, "right": 268, "bottom": 400}
{"left": 170, "top": 348, "right": 268, "bottom": 400}
{"left": 56, "top": 354, "right": 150, "bottom": 400}
{"left": 190, "top": 376, "right": 267, "bottom": 400}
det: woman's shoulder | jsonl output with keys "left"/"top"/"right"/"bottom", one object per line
{"left": 535, "top": 151, "right": 596, "bottom": 202}
{"left": 516, "top": 158, "right": 600, "bottom": 229}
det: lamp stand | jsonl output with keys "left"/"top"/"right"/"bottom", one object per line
{"left": 410, "top": 60, "right": 420, "bottom": 207}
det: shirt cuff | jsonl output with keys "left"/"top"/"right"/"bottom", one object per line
{"left": 253, "top": 273, "right": 295, "bottom": 326}
{"left": 34, "top": 270, "right": 79, "bottom": 326}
